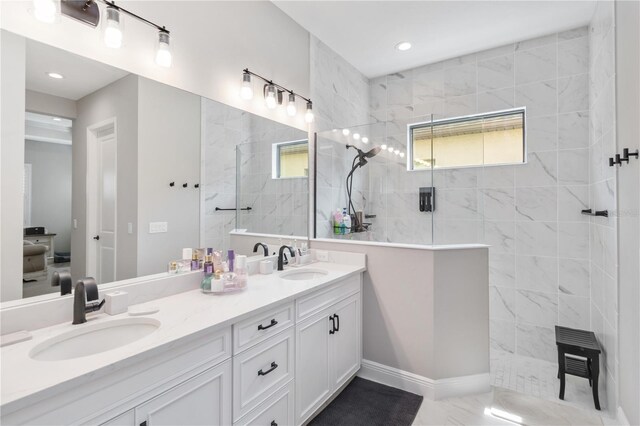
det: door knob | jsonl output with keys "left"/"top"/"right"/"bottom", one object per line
{"left": 93, "top": 235, "right": 100, "bottom": 240}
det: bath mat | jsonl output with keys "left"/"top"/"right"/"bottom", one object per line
{"left": 308, "top": 377, "right": 423, "bottom": 426}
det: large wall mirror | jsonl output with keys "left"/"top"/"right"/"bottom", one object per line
{"left": 2, "top": 31, "right": 309, "bottom": 303}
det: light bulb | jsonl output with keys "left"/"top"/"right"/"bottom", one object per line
{"left": 388, "top": 146, "right": 394, "bottom": 152}
{"left": 104, "top": 7, "right": 122, "bottom": 49}
{"left": 305, "top": 102, "right": 314, "bottom": 123}
{"left": 240, "top": 72, "right": 253, "bottom": 100}
{"left": 400, "top": 152, "right": 405, "bottom": 158}
{"left": 361, "top": 137, "right": 369, "bottom": 144}
{"left": 353, "top": 133, "right": 360, "bottom": 140}
{"left": 265, "top": 84, "right": 277, "bottom": 109}
{"left": 33, "top": 0, "right": 57, "bottom": 23}
{"left": 342, "top": 129, "right": 350, "bottom": 136}
{"left": 395, "top": 41, "right": 412, "bottom": 51}
{"left": 286, "top": 93, "right": 297, "bottom": 116}
{"left": 381, "top": 144, "right": 387, "bottom": 150}
{"left": 155, "top": 31, "right": 172, "bottom": 68}
{"left": 47, "top": 72, "right": 64, "bottom": 79}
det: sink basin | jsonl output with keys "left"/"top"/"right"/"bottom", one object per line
{"left": 280, "top": 268, "right": 329, "bottom": 281}
{"left": 30, "top": 317, "right": 161, "bottom": 361}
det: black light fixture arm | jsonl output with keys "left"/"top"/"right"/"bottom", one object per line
{"left": 243, "top": 69, "right": 312, "bottom": 105}
{"left": 99, "top": 0, "right": 170, "bottom": 34}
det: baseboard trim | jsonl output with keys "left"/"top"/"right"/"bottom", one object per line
{"left": 617, "top": 406, "right": 630, "bottom": 426}
{"left": 357, "top": 359, "right": 490, "bottom": 400}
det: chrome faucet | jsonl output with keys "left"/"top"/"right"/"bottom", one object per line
{"left": 73, "top": 278, "right": 105, "bottom": 325}
{"left": 253, "top": 242, "right": 270, "bottom": 257}
{"left": 277, "top": 245, "right": 295, "bottom": 271}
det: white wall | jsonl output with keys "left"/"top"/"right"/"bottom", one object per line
{"left": 136, "top": 77, "right": 200, "bottom": 276}
{"left": 0, "top": 1, "right": 310, "bottom": 131}
{"left": 24, "top": 140, "right": 72, "bottom": 252}
{"left": 0, "top": 30, "right": 26, "bottom": 302}
{"left": 25, "top": 90, "right": 77, "bottom": 119}
{"left": 614, "top": 0, "right": 640, "bottom": 424}
{"left": 73, "top": 74, "right": 139, "bottom": 282}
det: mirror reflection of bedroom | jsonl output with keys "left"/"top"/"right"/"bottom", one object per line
{"left": 22, "top": 111, "right": 72, "bottom": 297}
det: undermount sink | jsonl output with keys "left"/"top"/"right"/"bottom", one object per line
{"left": 30, "top": 317, "right": 161, "bottom": 362}
{"left": 280, "top": 268, "right": 329, "bottom": 281}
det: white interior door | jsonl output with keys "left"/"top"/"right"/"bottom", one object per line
{"left": 87, "top": 120, "right": 117, "bottom": 284}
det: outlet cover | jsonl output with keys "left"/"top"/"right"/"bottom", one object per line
{"left": 149, "top": 222, "right": 168, "bottom": 233}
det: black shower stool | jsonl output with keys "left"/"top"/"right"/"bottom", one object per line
{"left": 555, "top": 325, "right": 602, "bottom": 410}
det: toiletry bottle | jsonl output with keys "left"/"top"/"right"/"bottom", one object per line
{"left": 342, "top": 208, "right": 351, "bottom": 234}
{"left": 204, "top": 254, "right": 214, "bottom": 275}
{"left": 191, "top": 252, "right": 200, "bottom": 271}
{"left": 183, "top": 248, "right": 193, "bottom": 261}
{"left": 168, "top": 261, "right": 178, "bottom": 274}
{"left": 235, "top": 255, "right": 248, "bottom": 289}
{"left": 227, "top": 250, "right": 235, "bottom": 272}
{"left": 201, "top": 254, "right": 214, "bottom": 293}
{"left": 333, "top": 209, "right": 342, "bottom": 234}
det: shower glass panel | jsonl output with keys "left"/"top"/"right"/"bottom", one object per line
{"left": 314, "top": 120, "right": 434, "bottom": 244}
{"left": 236, "top": 140, "right": 308, "bottom": 237}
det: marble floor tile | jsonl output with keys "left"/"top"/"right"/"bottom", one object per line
{"left": 412, "top": 385, "right": 604, "bottom": 426}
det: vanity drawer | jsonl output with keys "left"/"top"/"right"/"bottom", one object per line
{"left": 296, "top": 274, "right": 360, "bottom": 322}
{"left": 233, "top": 302, "right": 294, "bottom": 354}
{"left": 233, "top": 328, "right": 294, "bottom": 421}
{"left": 234, "top": 380, "right": 294, "bottom": 426}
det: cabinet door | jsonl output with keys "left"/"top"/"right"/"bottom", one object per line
{"left": 295, "top": 310, "right": 332, "bottom": 425}
{"left": 134, "top": 359, "right": 232, "bottom": 426}
{"left": 330, "top": 294, "right": 361, "bottom": 390}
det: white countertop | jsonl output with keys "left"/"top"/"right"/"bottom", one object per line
{"left": 0, "top": 261, "right": 365, "bottom": 413}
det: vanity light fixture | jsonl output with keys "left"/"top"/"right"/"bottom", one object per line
{"left": 395, "top": 41, "right": 412, "bottom": 51}
{"left": 353, "top": 133, "right": 360, "bottom": 140}
{"left": 33, "top": 0, "right": 58, "bottom": 23}
{"left": 387, "top": 146, "right": 394, "bottom": 153}
{"left": 45, "top": 1, "right": 173, "bottom": 67}
{"left": 47, "top": 72, "right": 64, "bottom": 79}
{"left": 240, "top": 68, "right": 313, "bottom": 122}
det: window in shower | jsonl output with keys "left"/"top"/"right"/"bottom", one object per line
{"left": 272, "top": 139, "right": 309, "bottom": 178}
{"left": 408, "top": 108, "right": 526, "bottom": 170}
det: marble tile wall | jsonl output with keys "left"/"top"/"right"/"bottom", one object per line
{"left": 366, "top": 28, "right": 592, "bottom": 364}
{"left": 202, "top": 98, "right": 308, "bottom": 251}
{"left": 310, "top": 36, "right": 371, "bottom": 237}
{"left": 588, "top": 0, "right": 618, "bottom": 414}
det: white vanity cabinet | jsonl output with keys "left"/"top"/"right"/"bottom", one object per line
{"left": 295, "top": 275, "right": 362, "bottom": 425}
{"left": 2, "top": 269, "right": 363, "bottom": 426}
{"left": 134, "top": 360, "right": 232, "bottom": 426}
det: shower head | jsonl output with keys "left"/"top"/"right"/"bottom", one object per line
{"left": 346, "top": 145, "right": 382, "bottom": 160}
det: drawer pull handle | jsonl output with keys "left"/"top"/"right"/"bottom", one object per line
{"left": 258, "top": 361, "right": 278, "bottom": 376}
{"left": 329, "top": 315, "right": 336, "bottom": 334}
{"left": 258, "top": 319, "right": 278, "bottom": 331}
{"left": 271, "top": 422, "right": 278, "bottom": 426}
{"left": 335, "top": 314, "right": 340, "bottom": 332}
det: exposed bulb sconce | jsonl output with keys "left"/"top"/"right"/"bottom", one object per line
{"left": 304, "top": 101, "right": 314, "bottom": 123}
{"left": 103, "top": 5, "right": 122, "bottom": 48}
{"left": 33, "top": 0, "right": 58, "bottom": 23}
{"left": 361, "top": 137, "right": 369, "bottom": 144}
{"left": 240, "top": 71, "right": 253, "bottom": 100}
{"left": 342, "top": 128, "right": 350, "bottom": 136}
{"left": 155, "top": 30, "right": 172, "bottom": 68}
{"left": 353, "top": 133, "right": 360, "bottom": 140}
{"left": 387, "top": 146, "right": 394, "bottom": 153}
{"left": 264, "top": 84, "right": 277, "bottom": 109}
{"left": 240, "top": 68, "right": 313, "bottom": 123}
{"left": 286, "top": 93, "right": 297, "bottom": 116}
{"left": 381, "top": 144, "right": 388, "bottom": 150}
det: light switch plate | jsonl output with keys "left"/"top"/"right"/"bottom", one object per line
{"left": 149, "top": 222, "right": 168, "bottom": 233}
{"left": 127, "top": 223, "right": 133, "bottom": 234}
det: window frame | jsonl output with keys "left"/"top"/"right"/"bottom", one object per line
{"left": 406, "top": 107, "right": 527, "bottom": 172}
{"left": 271, "top": 138, "right": 309, "bottom": 179}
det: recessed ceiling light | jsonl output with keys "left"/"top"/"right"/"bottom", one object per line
{"left": 47, "top": 72, "right": 64, "bottom": 79}
{"left": 52, "top": 117, "right": 62, "bottom": 121}
{"left": 395, "top": 41, "right": 412, "bottom": 51}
